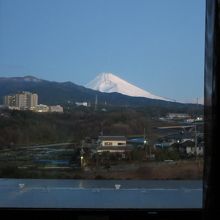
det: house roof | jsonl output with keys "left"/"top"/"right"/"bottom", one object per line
{"left": 164, "top": 132, "right": 194, "bottom": 140}
{"left": 98, "top": 136, "right": 126, "bottom": 141}
{"left": 179, "top": 140, "right": 195, "bottom": 147}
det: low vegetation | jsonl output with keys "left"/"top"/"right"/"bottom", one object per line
{"left": 0, "top": 107, "right": 203, "bottom": 179}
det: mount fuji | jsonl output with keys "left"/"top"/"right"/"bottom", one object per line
{"left": 86, "top": 73, "right": 170, "bottom": 101}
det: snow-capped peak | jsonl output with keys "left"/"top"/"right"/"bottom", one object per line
{"left": 85, "top": 72, "right": 170, "bottom": 101}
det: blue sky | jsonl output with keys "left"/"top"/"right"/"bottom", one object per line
{"left": 0, "top": 0, "right": 205, "bottom": 103}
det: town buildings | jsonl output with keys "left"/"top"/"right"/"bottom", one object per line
{"left": 4, "top": 91, "right": 38, "bottom": 110}
{"left": 3, "top": 91, "right": 63, "bottom": 113}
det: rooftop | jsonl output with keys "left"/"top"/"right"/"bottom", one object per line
{"left": 98, "top": 136, "right": 127, "bottom": 141}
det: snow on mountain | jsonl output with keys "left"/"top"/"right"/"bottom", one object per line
{"left": 0, "top": 76, "right": 42, "bottom": 82}
{"left": 23, "top": 76, "right": 42, "bottom": 82}
{"left": 85, "top": 72, "right": 170, "bottom": 101}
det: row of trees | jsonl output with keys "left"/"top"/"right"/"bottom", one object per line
{"left": 0, "top": 106, "right": 203, "bottom": 151}
{"left": 0, "top": 108, "right": 152, "bottom": 147}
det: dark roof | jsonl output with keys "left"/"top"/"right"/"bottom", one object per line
{"left": 180, "top": 140, "right": 195, "bottom": 147}
{"left": 98, "top": 136, "right": 126, "bottom": 141}
{"left": 164, "top": 132, "right": 194, "bottom": 140}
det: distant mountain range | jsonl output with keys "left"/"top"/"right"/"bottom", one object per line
{"left": 0, "top": 75, "right": 201, "bottom": 110}
{"left": 86, "top": 72, "right": 171, "bottom": 101}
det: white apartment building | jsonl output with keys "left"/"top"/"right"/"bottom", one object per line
{"left": 4, "top": 92, "right": 38, "bottom": 110}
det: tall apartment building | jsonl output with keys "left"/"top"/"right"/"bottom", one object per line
{"left": 15, "top": 93, "right": 27, "bottom": 109}
{"left": 4, "top": 92, "right": 38, "bottom": 109}
{"left": 30, "top": 93, "right": 38, "bottom": 108}
{"left": 3, "top": 95, "right": 16, "bottom": 107}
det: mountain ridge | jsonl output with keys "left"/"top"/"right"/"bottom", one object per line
{"left": 0, "top": 75, "right": 202, "bottom": 111}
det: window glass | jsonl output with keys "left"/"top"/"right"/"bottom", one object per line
{"left": 0, "top": 0, "right": 205, "bottom": 209}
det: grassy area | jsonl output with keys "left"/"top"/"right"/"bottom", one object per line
{"left": 0, "top": 160, "right": 203, "bottom": 180}
{"left": 79, "top": 160, "right": 204, "bottom": 180}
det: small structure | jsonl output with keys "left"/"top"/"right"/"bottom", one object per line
{"left": 34, "top": 104, "right": 49, "bottom": 112}
{"left": 75, "top": 102, "right": 89, "bottom": 107}
{"left": 166, "top": 113, "right": 190, "bottom": 120}
{"left": 168, "top": 140, "right": 204, "bottom": 157}
{"left": 115, "top": 184, "right": 121, "bottom": 190}
{"left": 49, "top": 105, "right": 63, "bottom": 113}
{"left": 181, "top": 141, "right": 204, "bottom": 156}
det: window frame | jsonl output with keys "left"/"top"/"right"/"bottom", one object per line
{"left": 0, "top": 0, "right": 219, "bottom": 218}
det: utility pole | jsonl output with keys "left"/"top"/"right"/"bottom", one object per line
{"left": 148, "top": 128, "right": 151, "bottom": 159}
{"left": 80, "top": 140, "right": 85, "bottom": 169}
{"left": 96, "top": 153, "right": 99, "bottom": 169}
{"left": 144, "top": 128, "right": 147, "bottom": 158}
{"left": 144, "top": 128, "right": 150, "bottom": 159}
{"left": 194, "top": 124, "right": 197, "bottom": 161}
{"left": 95, "top": 94, "right": 98, "bottom": 111}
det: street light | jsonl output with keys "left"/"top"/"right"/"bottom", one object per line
{"left": 144, "top": 139, "right": 149, "bottom": 158}
{"left": 80, "top": 156, "right": 84, "bottom": 168}
{"left": 144, "top": 139, "right": 147, "bottom": 155}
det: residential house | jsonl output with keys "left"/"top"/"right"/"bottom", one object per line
{"left": 154, "top": 132, "right": 195, "bottom": 149}
{"left": 179, "top": 140, "right": 204, "bottom": 156}
{"left": 97, "top": 136, "right": 131, "bottom": 155}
